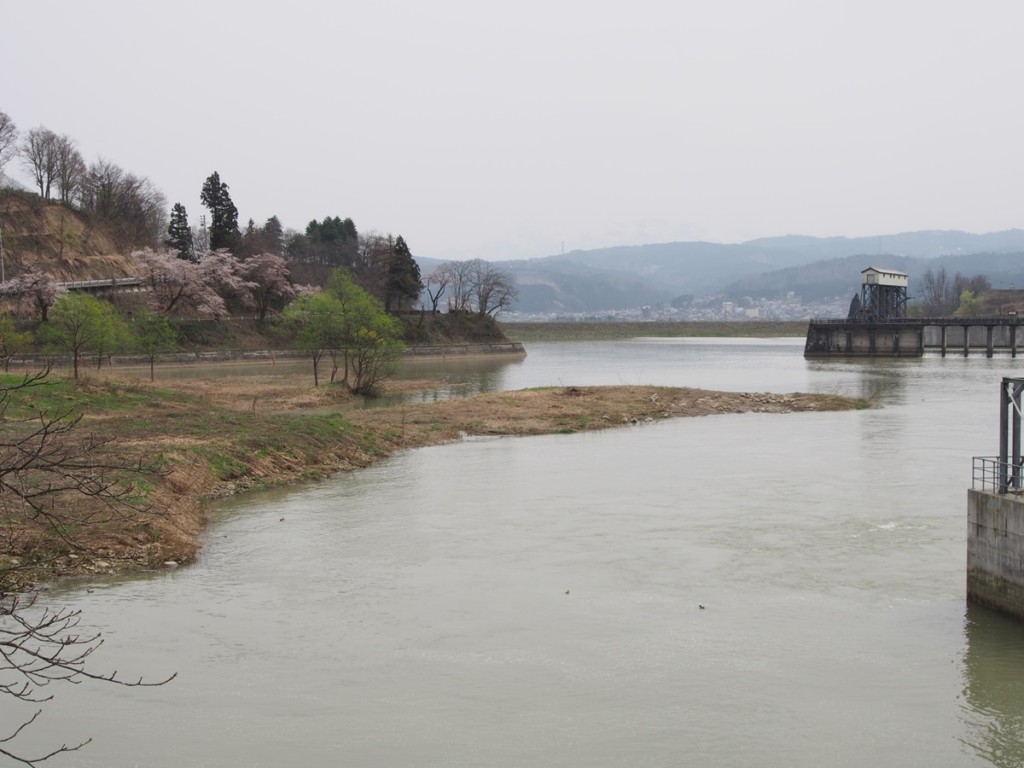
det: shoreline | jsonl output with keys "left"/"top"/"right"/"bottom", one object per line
{"left": 5, "top": 374, "right": 868, "bottom": 588}
{"left": 6, "top": 342, "right": 527, "bottom": 371}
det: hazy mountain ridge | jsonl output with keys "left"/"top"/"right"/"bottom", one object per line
{"left": 473, "top": 230, "right": 1024, "bottom": 312}
{"left": 722, "top": 250, "right": 1024, "bottom": 303}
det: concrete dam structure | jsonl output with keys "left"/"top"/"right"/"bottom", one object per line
{"left": 804, "top": 316, "right": 1024, "bottom": 358}
{"left": 969, "top": 378, "right": 1024, "bottom": 619}
{"left": 805, "top": 265, "right": 1024, "bottom": 358}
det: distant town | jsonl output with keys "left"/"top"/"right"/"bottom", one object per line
{"left": 505, "top": 292, "right": 849, "bottom": 324}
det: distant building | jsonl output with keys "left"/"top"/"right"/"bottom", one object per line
{"left": 849, "top": 266, "right": 909, "bottom": 321}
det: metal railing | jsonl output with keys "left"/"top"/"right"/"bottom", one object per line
{"left": 973, "top": 456, "right": 1024, "bottom": 494}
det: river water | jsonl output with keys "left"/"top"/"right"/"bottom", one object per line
{"left": 9, "top": 338, "right": 1024, "bottom": 767}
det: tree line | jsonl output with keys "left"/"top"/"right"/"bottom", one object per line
{"left": 0, "top": 109, "right": 519, "bottom": 322}
{"left": 0, "top": 110, "right": 520, "bottom": 393}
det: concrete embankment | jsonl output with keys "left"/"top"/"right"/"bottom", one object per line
{"left": 967, "top": 489, "right": 1024, "bottom": 617}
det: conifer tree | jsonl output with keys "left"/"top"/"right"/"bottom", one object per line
{"left": 263, "top": 215, "right": 284, "bottom": 255}
{"left": 165, "top": 202, "right": 194, "bottom": 260}
{"left": 388, "top": 235, "right": 422, "bottom": 311}
{"left": 199, "top": 171, "right": 240, "bottom": 251}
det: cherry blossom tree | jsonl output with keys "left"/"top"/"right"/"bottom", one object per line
{"left": 242, "top": 252, "right": 295, "bottom": 320}
{"left": 0, "top": 270, "right": 59, "bottom": 321}
{"left": 132, "top": 248, "right": 226, "bottom": 317}
{"left": 196, "top": 249, "right": 254, "bottom": 315}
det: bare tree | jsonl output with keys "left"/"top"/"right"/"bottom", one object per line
{"left": 0, "top": 111, "right": 18, "bottom": 174}
{"left": 424, "top": 265, "right": 451, "bottom": 313}
{"left": 79, "top": 159, "right": 166, "bottom": 248}
{"left": 53, "top": 134, "right": 85, "bottom": 205}
{"left": 918, "top": 267, "right": 955, "bottom": 316}
{"left": 20, "top": 127, "right": 59, "bottom": 199}
{"left": 953, "top": 273, "right": 991, "bottom": 301}
{"left": 444, "top": 260, "right": 475, "bottom": 312}
{"left": 466, "top": 258, "right": 518, "bottom": 317}
{"left": 0, "top": 368, "right": 174, "bottom": 765}
{"left": 919, "top": 268, "right": 992, "bottom": 316}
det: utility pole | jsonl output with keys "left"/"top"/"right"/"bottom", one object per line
{"left": 0, "top": 219, "right": 5, "bottom": 283}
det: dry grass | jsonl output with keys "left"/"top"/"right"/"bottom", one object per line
{"left": 346, "top": 384, "right": 863, "bottom": 452}
{"left": 7, "top": 365, "right": 865, "bottom": 586}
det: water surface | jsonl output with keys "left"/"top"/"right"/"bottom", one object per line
{"left": 9, "top": 338, "right": 1024, "bottom": 767}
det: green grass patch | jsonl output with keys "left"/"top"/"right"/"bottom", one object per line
{"left": 193, "top": 447, "right": 249, "bottom": 481}
{"left": 0, "top": 372, "right": 194, "bottom": 420}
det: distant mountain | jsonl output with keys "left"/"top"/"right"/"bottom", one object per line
{"left": 415, "top": 230, "right": 1024, "bottom": 313}
{"left": 722, "top": 251, "right": 1024, "bottom": 302}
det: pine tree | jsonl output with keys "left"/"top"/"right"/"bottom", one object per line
{"left": 199, "top": 171, "right": 240, "bottom": 251}
{"left": 165, "top": 202, "right": 194, "bottom": 260}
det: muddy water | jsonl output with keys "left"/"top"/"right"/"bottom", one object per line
{"left": 8, "top": 339, "right": 1024, "bottom": 767}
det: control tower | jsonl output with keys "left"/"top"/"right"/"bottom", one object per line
{"left": 849, "top": 266, "right": 908, "bottom": 322}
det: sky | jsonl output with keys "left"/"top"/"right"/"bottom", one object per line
{"left": 4, "top": 1, "right": 1024, "bottom": 261}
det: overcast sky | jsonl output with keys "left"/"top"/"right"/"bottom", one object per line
{"left": 4, "top": 1, "right": 1023, "bottom": 261}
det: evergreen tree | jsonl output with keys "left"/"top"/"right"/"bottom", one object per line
{"left": 263, "top": 215, "right": 284, "bottom": 255}
{"left": 165, "top": 202, "right": 194, "bottom": 260}
{"left": 387, "top": 235, "right": 422, "bottom": 311}
{"left": 199, "top": 171, "right": 240, "bottom": 251}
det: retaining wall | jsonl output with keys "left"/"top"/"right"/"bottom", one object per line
{"left": 967, "top": 489, "right": 1024, "bottom": 618}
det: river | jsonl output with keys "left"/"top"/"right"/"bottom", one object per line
{"left": 7, "top": 338, "right": 1024, "bottom": 767}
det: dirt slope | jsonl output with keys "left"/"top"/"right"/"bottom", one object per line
{"left": 0, "top": 190, "right": 136, "bottom": 280}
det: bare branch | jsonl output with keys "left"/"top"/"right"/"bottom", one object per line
{"left": 0, "top": 368, "right": 175, "bottom": 763}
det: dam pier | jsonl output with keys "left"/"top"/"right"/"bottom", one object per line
{"left": 804, "top": 265, "right": 1024, "bottom": 358}
{"left": 804, "top": 316, "right": 1024, "bottom": 358}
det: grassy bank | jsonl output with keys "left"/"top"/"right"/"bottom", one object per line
{"left": 502, "top": 320, "right": 809, "bottom": 341}
{"left": 1, "top": 367, "right": 866, "bottom": 588}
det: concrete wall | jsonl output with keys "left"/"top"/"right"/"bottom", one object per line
{"left": 967, "top": 489, "right": 1024, "bottom": 617}
{"left": 804, "top": 324, "right": 923, "bottom": 356}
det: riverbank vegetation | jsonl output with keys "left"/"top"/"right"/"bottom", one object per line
{"left": 0, "top": 366, "right": 868, "bottom": 591}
